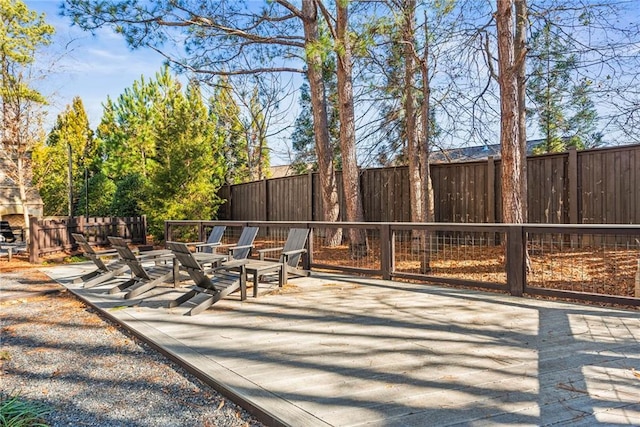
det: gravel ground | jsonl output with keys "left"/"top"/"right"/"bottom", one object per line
{"left": 0, "top": 268, "right": 265, "bottom": 427}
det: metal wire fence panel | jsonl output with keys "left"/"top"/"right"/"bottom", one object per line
{"left": 310, "top": 225, "right": 382, "bottom": 275}
{"left": 527, "top": 232, "right": 640, "bottom": 298}
{"left": 253, "top": 226, "right": 291, "bottom": 259}
{"left": 391, "top": 231, "right": 508, "bottom": 286}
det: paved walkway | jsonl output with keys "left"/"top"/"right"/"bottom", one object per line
{"left": 42, "top": 263, "right": 640, "bottom": 427}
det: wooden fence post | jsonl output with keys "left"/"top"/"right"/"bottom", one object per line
{"left": 141, "top": 215, "right": 147, "bottom": 244}
{"left": 70, "top": 216, "right": 82, "bottom": 250}
{"left": 507, "top": 225, "right": 525, "bottom": 297}
{"left": 568, "top": 147, "right": 579, "bottom": 224}
{"left": 487, "top": 156, "right": 497, "bottom": 246}
{"left": 635, "top": 259, "right": 640, "bottom": 298}
{"left": 29, "top": 217, "right": 39, "bottom": 263}
{"left": 263, "top": 178, "right": 269, "bottom": 222}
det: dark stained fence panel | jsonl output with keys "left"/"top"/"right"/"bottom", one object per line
{"left": 267, "top": 174, "right": 312, "bottom": 221}
{"left": 220, "top": 144, "right": 640, "bottom": 227}
{"left": 527, "top": 153, "right": 568, "bottom": 224}
{"left": 230, "top": 181, "right": 266, "bottom": 221}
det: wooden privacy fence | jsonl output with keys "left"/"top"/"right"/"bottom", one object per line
{"left": 166, "top": 220, "right": 640, "bottom": 307}
{"left": 29, "top": 215, "right": 147, "bottom": 262}
{"left": 217, "top": 144, "right": 640, "bottom": 225}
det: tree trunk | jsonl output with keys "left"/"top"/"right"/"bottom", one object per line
{"left": 419, "top": 12, "right": 435, "bottom": 273}
{"left": 302, "top": 0, "right": 342, "bottom": 246}
{"left": 515, "top": 0, "right": 528, "bottom": 222}
{"left": 17, "top": 156, "right": 30, "bottom": 243}
{"left": 515, "top": 0, "right": 531, "bottom": 272}
{"left": 496, "top": 0, "right": 525, "bottom": 225}
{"left": 401, "top": 0, "right": 430, "bottom": 272}
{"left": 402, "top": 0, "right": 420, "bottom": 226}
{"left": 335, "top": 0, "right": 368, "bottom": 258}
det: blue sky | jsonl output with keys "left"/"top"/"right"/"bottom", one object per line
{"left": 27, "top": 0, "right": 299, "bottom": 165}
{"left": 27, "top": 0, "right": 169, "bottom": 129}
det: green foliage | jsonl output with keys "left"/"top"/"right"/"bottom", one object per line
{"left": 32, "top": 97, "right": 94, "bottom": 216}
{"left": 96, "top": 78, "right": 158, "bottom": 180}
{"left": 0, "top": 0, "right": 54, "bottom": 104}
{"left": 64, "top": 254, "right": 89, "bottom": 263}
{"left": 141, "top": 76, "right": 225, "bottom": 239}
{"left": 291, "top": 82, "right": 317, "bottom": 174}
{"left": 291, "top": 57, "right": 341, "bottom": 174}
{"left": 77, "top": 172, "right": 116, "bottom": 217}
{"left": 110, "top": 173, "right": 145, "bottom": 217}
{"left": 0, "top": 393, "right": 50, "bottom": 427}
{"left": 96, "top": 67, "right": 226, "bottom": 240}
{"left": 243, "top": 83, "right": 271, "bottom": 180}
{"left": 210, "top": 76, "right": 249, "bottom": 184}
{"left": 31, "top": 140, "right": 68, "bottom": 215}
{"left": 527, "top": 22, "right": 601, "bottom": 153}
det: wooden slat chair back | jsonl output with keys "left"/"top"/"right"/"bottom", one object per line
{"left": 72, "top": 232, "right": 109, "bottom": 271}
{"left": 197, "top": 225, "right": 226, "bottom": 254}
{"left": 109, "top": 237, "right": 152, "bottom": 280}
{"left": 71, "top": 233, "right": 127, "bottom": 288}
{"left": 247, "top": 228, "right": 310, "bottom": 297}
{"left": 279, "top": 228, "right": 310, "bottom": 269}
{"left": 168, "top": 241, "right": 210, "bottom": 287}
{"left": 229, "top": 226, "right": 259, "bottom": 260}
{"left": 167, "top": 241, "right": 247, "bottom": 316}
{"left": 106, "top": 236, "right": 174, "bottom": 299}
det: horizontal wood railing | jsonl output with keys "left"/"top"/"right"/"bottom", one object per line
{"left": 165, "top": 220, "right": 640, "bottom": 307}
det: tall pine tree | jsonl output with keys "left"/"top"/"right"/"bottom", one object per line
{"left": 210, "top": 76, "right": 249, "bottom": 184}
{"left": 527, "top": 21, "right": 601, "bottom": 153}
{"left": 33, "top": 97, "right": 96, "bottom": 216}
{"left": 95, "top": 67, "right": 226, "bottom": 238}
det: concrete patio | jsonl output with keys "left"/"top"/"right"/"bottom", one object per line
{"left": 42, "top": 262, "right": 640, "bottom": 426}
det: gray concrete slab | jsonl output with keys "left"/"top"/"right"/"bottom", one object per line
{"left": 42, "top": 262, "right": 640, "bottom": 427}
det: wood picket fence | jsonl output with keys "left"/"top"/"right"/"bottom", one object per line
{"left": 29, "top": 215, "right": 146, "bottom": 262}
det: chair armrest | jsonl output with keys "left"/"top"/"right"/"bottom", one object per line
{"left": 93, "top": 249, "right": 120, "bottom": 258}
{"left": 183, "top": 240, "right": 204, "bottom": 246}
{"left": 282, "top": 248, "right": 306, "bottom": 257}
{"left": 214, "top": 242, "right": 236, "bottom": 249}
{"left": 228, "top": 244, "right": 255, "bottom": 253}
{"left": 218, "top": 259, "right": 248, "bottom": 269}
{"left": 195, "top": 242, "right": 222, "bottom": 250}
{"left": 282, "top": 248, "right": 307, "bottom": 263}
{"left": 257, "top": 246, "right": 284, "bottom": 260}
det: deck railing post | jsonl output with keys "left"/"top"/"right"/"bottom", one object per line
{"left": 141, "top": 215, "right": 147, "bottom": 244}
{"left": 305, "top": 225, "right": 313, "bottom": 271}
{"left": 164, "top": 221, "right": 171, "bottom": 243}
{"left": 507, "top": 225, "right": 525, "bottom": 297}
{"left": 199, "top": 221, "right": 206, "bottom": 243}
{"left": 380, "top": 223, "right": 391, "bottom": 280}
